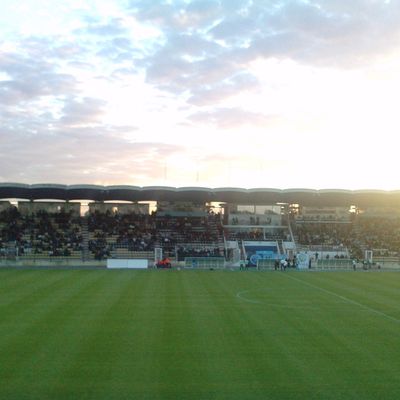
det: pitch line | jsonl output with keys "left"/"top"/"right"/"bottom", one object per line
{"left": 236, "top": 290, "right": 262, "bottom": 304}
{"left": 236, "top": 289, "right": 318, "bottom": 309}
{"left": 284, "top": 273, "right": 400, "bottom": 324}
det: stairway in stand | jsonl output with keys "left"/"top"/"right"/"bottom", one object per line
{"left": 277, "top": 238, "right": 284, "bottom": 256}
{"left": 81, "top": 217, "right": 90, "bottom": 261}
{"left": 208, "top": 216, "right": 225, "bottom": 257}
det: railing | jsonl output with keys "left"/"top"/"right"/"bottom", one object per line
{"left": 314, "top": 259, "right": 353, "bottom": 270}
{"left": 184, "top": 257, "right": 225, "bottom": 269}
{"left": 110, "top": 249, "right": 154, "bottom": 261}
{"left": 296, "top": 244, "right": 349, "bottom": 253}
{"left": 314, "top": 258, "right": 400, "bottom": 270}
{"left": 256, "top": 259, "right": 277, "bottom": 270}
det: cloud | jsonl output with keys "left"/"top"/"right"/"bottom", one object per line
{"left": 1, "top": 0, "right": 400, "bottom": 188}
{"left": 187, "top": 107, "right": 277, "bottom": 129}
{"left": 127, "top": 1, "right": 259, "bottom": 102}
{"left": 126, "top": 0, "right": 400, "bottom": 105}
{"left": 83, "top": 18, "right": 129, "bottom": 37}
{"left": 0, "top": 49, "right": 78, "bottom": 106}
{"left": 0, "top": 125, "right": 184, "bottom": 184}
{"left": 234, "top": 1, "right": 400, "bottom": 66}
{"left": 129, "top": 0, "right": 215, "bottom": 31}
{"left": 141, "top": 32, "right": 224, "bottom": 89}
{"left": 4, "top": 1, "right": 400, "bottom": 113}
{"left": 60, "top": 97, "right": 108, "bottom": 126}
{"left": 188, "top": 72, "right": 260, "bottom": 106}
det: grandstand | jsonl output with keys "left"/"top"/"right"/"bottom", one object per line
{"left": 1, "top": 184, "right": 400, "bottom": 269}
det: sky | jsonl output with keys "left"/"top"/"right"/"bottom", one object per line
{"left": 1, "top": 0, "right": 400, "bottom": 190}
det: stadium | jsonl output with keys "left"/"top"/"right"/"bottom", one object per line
{"left": 3, "top": 0, "right": 400, "bottom": 397}
{"left": 2, "top": 183, "right": 400, "bottom": 398}
{"left": 2, "top": 183, "right": 400, "bottom": 269}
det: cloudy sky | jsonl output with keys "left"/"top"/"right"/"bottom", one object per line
{"left": 1, "top": 0, "right": 399, "bottom": 189}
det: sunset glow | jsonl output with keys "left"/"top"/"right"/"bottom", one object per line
{"left": 1, "top": 1, "right": 400, "bottom": 189}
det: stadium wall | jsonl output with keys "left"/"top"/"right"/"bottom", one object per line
{"left": 0, "top": 258, "right": 106, "bottom": 268}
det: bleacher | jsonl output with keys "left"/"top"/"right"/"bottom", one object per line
{"left": 1, "top": 206, "right": 83, "bottom": 260}
{"left": 84, "top": 210, "right": 225, "bottom": 263}
{"left": 87, "top": 210, "right": 156, "bottom": 260}
{"left": 2, "top": 198, "right": 400, "bottom": 269}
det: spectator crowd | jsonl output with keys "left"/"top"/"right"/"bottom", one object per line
{"left": 2, "top": 205, "right": 400, "bottom": 262}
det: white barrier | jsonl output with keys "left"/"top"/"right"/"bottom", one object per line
{"left": 107, "top": 259, "right": 148, "bottom": 269}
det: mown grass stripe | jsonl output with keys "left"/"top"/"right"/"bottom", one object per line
{"left": 1, "top": 270, "right": 400, "bottom": 399}
{"left": 285, "top": 272, "right": 400, "bottom": 324}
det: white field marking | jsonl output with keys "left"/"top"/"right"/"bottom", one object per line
{"left": 235, "top": 289, "right": 318, "bottom": 309}
{"left": 284, "top": 273, "right": 400, "bottom": 324}
{"left": 236, "top": 290, "right": 262, "bottom": 304}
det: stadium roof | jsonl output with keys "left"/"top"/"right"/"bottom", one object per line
{"left": 1, "top": 183, "right": 400, "bottom": 207}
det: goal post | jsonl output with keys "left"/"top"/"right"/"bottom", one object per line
{"left": 365, "top": 250, "right": 373, "bottom": 263}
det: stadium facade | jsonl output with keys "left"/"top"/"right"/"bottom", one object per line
{"left": 1, "top": 183, "right": 400, "bottom": 207}
{"left": 2, "top": 182, "right": 400, "bottom": 270}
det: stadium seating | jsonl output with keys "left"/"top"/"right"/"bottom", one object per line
{"left": 2, "top": 202, "right": 400, "bottom": 268}
{"left": 0, "top": 207, "right": 83, "bottom": 259}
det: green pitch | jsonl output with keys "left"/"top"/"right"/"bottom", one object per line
{"left": 1, "top": 269, "right": 400, "bottom": 400}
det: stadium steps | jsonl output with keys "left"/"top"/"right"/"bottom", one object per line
{"left": 208, "top": 218, "right": 225, "bottom": 257}
{"left": 277, "top": 239, "right": 284, "bottom": 255}
{"left": 81, "top": 218, "right": 90, "bottom": 260}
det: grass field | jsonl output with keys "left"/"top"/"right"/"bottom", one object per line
{"left": 1, "top": 269, "right": 400, "bottom": 399}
